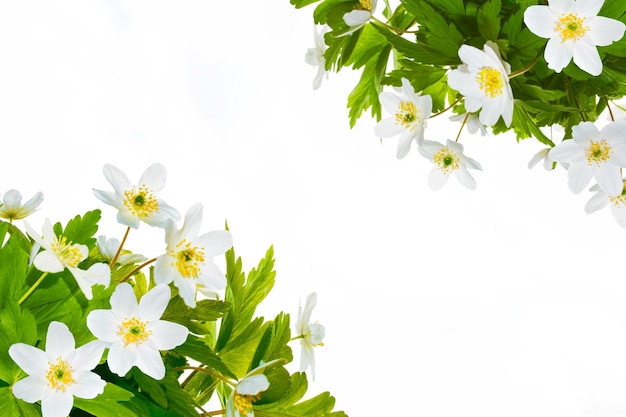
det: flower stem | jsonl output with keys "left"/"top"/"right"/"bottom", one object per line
{"left": 119, "top": 257, "right": 157, "bottom": 283}
{"left": 509, "top": 49, "right": 542, "bottom": 79}
{"left": 372, "top": 16, "right": 418, "bottom": 34}
{"left": 200, "top": 410, "right": 226, "bottom": 416}
{"left": 18, "top": 272, "right": 49, "bottom": 305}
{"left": 110, "top": 226, "right": 131, "bottom": 267}
{"left": 430, "top": 97, "right": 462, "bottom": 119}
{"left": 605, "top": 97, "right": 615, "bottom": 122}
{"left": 173, "top": 366, "right": 234, "bottom": 386}
{"left": 455, "top": 112, "right": 470, "bottom": 142}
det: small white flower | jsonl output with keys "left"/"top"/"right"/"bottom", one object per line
{"left": 24, "top": 219, "right": 111, "bottom": 300}
{"left": 339, "top": 0, "right": 377, "bottom": 36}
{"left": 419, "top": 139, "right": 483, "bottom": 190}
{"left": 305, "top": 25, "right": 329, "bottom": 90}
{"left": 295, "top": 292, "right": 325, "bottom": 381}
{"left": 86, "top": 283, "right": 189, "bottom": 380}
{"left": 549, "top": 121, "right": 626, "bottom": 195}
{"left": 154, "top": 203, "right": 233, "bottom": 308}
{"left": 93, "top": 163, "right": 180, "bottom": 229}
{"left": 585, "top": 179, "right": 626, "bottom": 227}
{"left": 524, "top": 0, "right": 626, "bottom": 76}
{"left": 449, "top": 113, "right": 488, "bottom": 137}
{"left": 447, "top": 42, "right": 514, "bottom": 127}
{"left": 226, "top": 360, "right": 281, "bottom": 417}
{"left": 97, "top": 235, "right": 146, "bottom": 266}
{"left": 528, "top": 148, "right": 555, "bottom": 170}
{"left": 0, "top": 190, "right": 43, "bottom": 221}
{"left": 374, "top": 78, "right": 433, "bottom": 159}
{"left": 9, "top": 321, "right": 106, "bottom": 417}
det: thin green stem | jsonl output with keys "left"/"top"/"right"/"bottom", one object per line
{"left": 564, "top": 76, "right": 586, "bottom": 122}
{"left": 200, "top": 409, "right": 226, "bottom": 416}
{"left": 372, "top": 16, "right": 418, "bottom": 34}
{"left": 110, "top": 226, "right": 131, "bottom": 267}
{"left": 509, "top": 50, "right": 543, "bottom": 79}
{"left": 18, "top": 272, "right": 49, "bottom": 305}
{"left": 174, "top": 366, "right": 235, "bottom": 387}
{"left": 430, "top": 97, "right": 462, "bottom": 119}
{"left": 119, "top": 257, "right": 157, "bottom": 283}
{"left": 455, "top": 112, "right": 470, "bottom": 142}
{"left": 605, "top": 97, "right": 615, "bottom": 122}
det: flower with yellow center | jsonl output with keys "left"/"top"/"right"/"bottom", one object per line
{"left": 549, "top": 121, "right": 626, "bottom": 195}
{"left": 93, "top": 163, "right": 180, "bottom": 229}
{"left": 447, "top": 42, "right": 514, "bottom": 127}
{"left": 86, "top": 283, "right": 189, "bottom": 380}
{"left": 24, "top": 218, "right": 111, "bottom": 300}
{"left": 295, "top": 292, "right": 325, "bottom": 381}
{"left": 0, "top": 189, "right": 43, "bottom": 222}
{"left": 419, "top": 139, "right": 482, "bottom": 190}
{"left": 9, "top": 321, "right": 106, "bottom": 417}
{"left": 524, "top": 0, "right": 625, "bottom": 75}
{"left": 225, "top": 360, "right": 283, "bottom": 417}
{"left": 375, "top": 78, "right": 432, "bottom": 159}
{"left": 339, "top": 0, "right": 377, "bottom": 36}
{"left": 155, "top": 203, "right": 233, "bottom": 308}
{"left": 586, "top": 179, "right": 626, "bottom": 227}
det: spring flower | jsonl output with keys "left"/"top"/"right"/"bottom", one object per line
{"left": 340, "top": 0, "right": 377, "bottom": 36}
{"left": 419, "top": 139, "right": 483, "bottom": 190}
{"left": 549, "top": 121, "right": 626, "bottom": 195}
{"left": 447, "top": 43, "right": 514, "bottom": 127}
{"left": 93, "top": 163, "right": 180, "bottom": 229}
{"left": 97, "top": 235, "right": 146, "bottom": 266}
{"left": 585, "top": 179, "right": 626, "bottom": 227}
{"left": 305, "top": 25, "right": 329, "bottom": 90}
{"left": 24, "top": 219, "right": 111, "bottom": 300}
{"left": 528, "top": 148, "right": 555, "bottom": 170}
{"left": 226, "top": 360, "right": 281, "bottom": 417}
{"left": 86, "top": 283, "right": 189, "bottom": 380}
{"left": 524, "top": 0, "right": 626, "bottom": 76}
{"left": 374, "top": 78, "right": 433, "bottom": 159}
{"left": 8, "top": 321, "right": 106, "bottom": 417}
{"left": 154, "top": 203, "right": 233, "bottom": 308}
{"left": 0, "top": 189, "right": 43, "bottom": 221}
{"left": 295, "top": 292, "right": 325, "bottom": 380}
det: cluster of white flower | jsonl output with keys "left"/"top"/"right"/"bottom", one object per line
{"left": 6, "top": 163, "right": 326, "bottom": 417}
{"left": 305, "top": 0, "right": 626, "bottom": 226}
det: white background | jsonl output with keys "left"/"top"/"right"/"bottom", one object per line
{"left": 2, "top": 1, "right": 626, "bottom": 416}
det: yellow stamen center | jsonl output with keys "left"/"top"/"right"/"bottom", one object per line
{"left": 585, "top": 140, "right": 612, "bottom": 166}
{"left": 119, "top": 317, "right": 151, "bottom": 346}
{"left": 476, "top": 67, "right": 504, "bottom": 98}
{"left": 234, "top": 392, "right": 262, "bottom": 415}
{"left": 395, "top": 101, "right": 420, "bottom": 131}
{"left": 46, "top": 357, "right": 75, "bottom": 392}
{"left": 170, "top": 239, "right": 205, "bottom": 278}
{"left": 609, "top": 181, "right": 626, "bottom": 207}
{"left": 123, "top": 185, "right": 159, "bottom": 218}
{"left": 433, "top": 148, "right": 460, "bottom": 174}
{"left": 556, "top": 13, "right": 588, "bottom": 41}
{"left": 358, "top": 0, "right": 372, "bottom": 11}
{"left": 51, "top": 236, "right": 83, "bottom": 268}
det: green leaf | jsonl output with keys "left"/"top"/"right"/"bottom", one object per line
{"left": 0, "top": 303, "right": 37, "bottom": 383}
{"left": 477, "top": 0, "right": 502, "bottom": 41}
{"left": 60, "top": 209, "right": 101, "bottom": 248}
{"left": 347, "top": 45, "right": 391, "bottom": 127}
{"left": 162, "top": 296, "right": 230, "bottom": 335}
{"left": 73, "top": 383, "right": 138, "bottom": 417}
{"left": 290, "top": 0, "right": 323, "bottom": 8}
{"left": 0, "top": 386, "right": 40, "bottom": 417}
{"left": 174, "top": 337, "right": 237, "bottom": 379}
{"left": 0, "top": 229, "right": 30, "bottom": 307}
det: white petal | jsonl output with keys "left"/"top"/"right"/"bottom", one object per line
{"left": 576, "top": 0, "right": 603, "bottom": 18}
{"left": 455, "top": 166, "right": 477, "bottom": 190}
{"left": 567, "top": 162, "right": 594, "bottom": 194}
{"left": 197, "top": 230, "right": 233, "bottom": 257}
{"left": 41, "top": 390, "right": 74, "bottom": 417}
{"left": 46, "top": 322, "right": 75, "bottom": 359}
{"left": 595, "top": 164, "right": 623, "bottom": 196}
{"left": 237, "top": 374, "right": 269, "bottom": 396}
{"left": 180, "top": 203, "right": 203, "bottom": 241}
{"left": 111, "top": 283, "right": 139, "bottom": 319}
{"left": 34, "top": 250, "right": 65, "bottom": 273}
{"left": 19, "top": 191, "right": 44, "bottom": 218}
{"left": 587, "top": 16, "right": 626, "bottom": 46}
{"left": 396, "top": 133, "right": 413, "bottom": 159}
{"left": 549, "top": 140, "right": 581, "bottom": 163}
{"left": 8, "top": 344, "right": 48, "bottom": 375}
{"left": 147, "top": 320, "right": 189, "bottom": 350}
{"left": 374, "top": 117, "right": 403, "bottom": 138}
{"left": 67, "top": 267, "right": 96, "bottom": 300}
{"left": 343, "top": 10, "right": 370, "bottom": 27}
{"left": 428, "top": 169, "right": 449, "bottom": 191}
{"left": 601, "top": 121, "right": 626, "bottom": 144}
{"left": 134, "top": 344, "right": 166, "bottom": 380}
{"left": 107, "top": 343, "right": 137, "bottom": 377}
{"left": 154, "top": 256, "right": 175, "bottom": 285}
{"left": 72, "top": 340, "right": 105, "bottom": 371}
{"left": 197, "top": 261, "right": 227, "bottom": 291}
{"left": 585, "top": 190, "right": 609, "bottom": 213}
{"left": 86, "top": 310, "right": 120, "bottom": 343}
{"left": 174, "top": 276, "right": 198, "bottom": 308}
{"left": 93, "top": 189, "right": 124, "bottom": 211}
{"left": 138, "top": 284, "right": 171, "bottom": 321}
{"left": 300, "top": 342, "right": 315, "bottom": 378}
{"left": 544, "top": 37, "right": 574, "bottom": 73}
{"left": 11, "top": 376, "right": 49, "bottom": 403}
{"left": 102, "top": 164, "right": 132, "bottom": 197}
{"left": 523, "top": 5, "right": 555, "bottom": 39}
{"left": 83, "top": 262, "right": 111, "bottom": 288}
{"left": 378, "top": 91, "right": 401, "bottom": 114}
{"left": 301, "top": 293, "right": 317, "bottom": 326}
{"left": 138, "top": 163, "right": 167, "bottom": 193}
{"left": 610, "top": 204, "right": 626, "bottom": 228}
{"left": 143, "top": 201, "right": 181, "bottom": 227}
{"left": 572, "top": 41, "right": 602, "bottom": 76}
{"left": 71, "top": 371, "right": 106, "bottom": 399}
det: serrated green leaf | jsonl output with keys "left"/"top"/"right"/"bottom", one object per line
{"left": 174, "top": 337, "right": 237, "bottom": 380}
{"left": 74, "top": 383, "right": 138, "bottom": 417}
{"left": 477, "top": 0, "right": 501, "bottom": 41}
{"left": 0, "top": 303, "right": 37, "bottom": 383}
{"left": 0, "top": 386, "right": 40, "bottom": 417}
{"left": 61, "top": 209, "right": 101, "bottom": 248}
{"left": 162, "top": 296, "right": 229, "bottom": 335}
{"left": 347, "top": 45, "right": 391, "bottom": 127}
{"left": 290, "top": 0, "right": 323, "bottom": 8}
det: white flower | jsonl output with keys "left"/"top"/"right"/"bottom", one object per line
{"left": 418, "top": 139, "right": 483, "bottom": 190}
{"left": 154, "top": 203, "right": 233, "bottom": 308}
{"left": 0, "top": 190, "right": 43, "bottom": 221}
{"left": 305, "top": 25, "right": 329, "bottom": 90}
{"left": 295, "top": 292, "right": 325, "bottom": 381}
{"left": 8, "top": 321, "right": 106, "bottom": 417}
{"left": 97, "top": 235, "right": 146, "bottom": 266}
{"left": 449, "top": 113, "right": 488, "bottom": 137}
{"left": 549, "top": 121, "right": 626, "bottom": 195}
{"left": 24, "top": 219, "right": 111, "bottom": 300}
{"left": 86, "top": 283, "right": 189, "bottom": 380}
{"left": 528, "top": 148, "right": 555, "bottom": 170}
{"left": 374, "top": 78, "right": 433, "bottom": 159}
{"left": 447, "top": 43, "right": 514, "bottom": 127}
{"left": 585, "top": 179, "right": 626, "bottom": 227}
{"left": 339, "top": 0, "right": 377, "bottom": 36}
{"left": 226, "top": 360, "right": 281, "bottom": 417}
{"left": 93, "top": 163, "right": 180, "bottom": 229}
{"left": 524, "top": 0, "right": 626, "bottom": 76}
